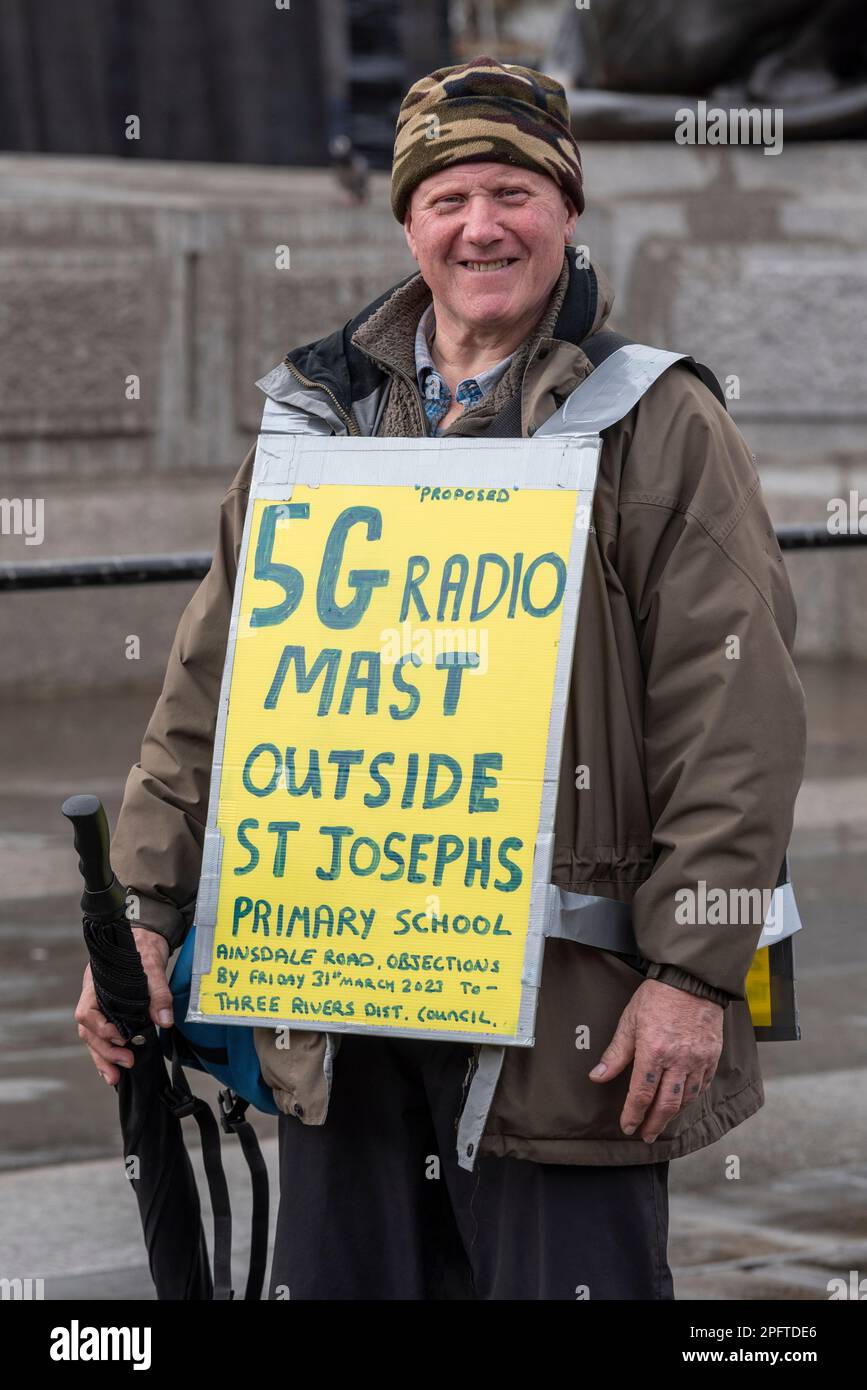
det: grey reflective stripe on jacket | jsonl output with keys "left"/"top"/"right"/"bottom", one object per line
{"left": 254, "top": 345, "right": 803, "bottom": 1172}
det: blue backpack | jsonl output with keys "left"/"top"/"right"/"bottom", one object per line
{"left": 163, "top": 926, "right": 278, "bottom": 1115}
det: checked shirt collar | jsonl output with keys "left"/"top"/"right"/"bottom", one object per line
{"left": 414, "top": 302, "right": 515, "bottom": 435}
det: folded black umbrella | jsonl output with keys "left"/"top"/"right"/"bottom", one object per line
{"left": 62, "top": 794, "right": 267, "bottom": 1301}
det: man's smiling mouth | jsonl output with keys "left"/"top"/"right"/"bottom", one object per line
{"left": 459, "top": 258, "right": 519, "bottom": 272}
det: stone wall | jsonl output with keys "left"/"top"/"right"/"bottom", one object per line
{"left": 0, "top": 146, "right": 864, "bottom": 699}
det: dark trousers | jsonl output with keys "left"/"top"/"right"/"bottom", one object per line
{"left": 268, "top": 1031, "right": 674, "bottom": 1301}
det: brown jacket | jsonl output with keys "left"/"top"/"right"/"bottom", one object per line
{"left": 111, "top": 255, "right": 806, "bottom": 1164}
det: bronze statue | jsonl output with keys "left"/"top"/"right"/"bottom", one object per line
{"left": 545, "top": 0, "right": 867, "bottom": 138}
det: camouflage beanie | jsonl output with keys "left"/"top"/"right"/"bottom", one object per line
{"left": 391, "top": 55, "right": 584, "bottom": 223}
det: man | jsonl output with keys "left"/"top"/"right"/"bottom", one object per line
{"left": 74, "top": 57, "right": 806, "bottom": 1300}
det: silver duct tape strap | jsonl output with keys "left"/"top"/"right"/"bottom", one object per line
{"left": 193, "top": 828, "right": 223, "bottom": 933}
{"left": 551, "top": 890, "right": 638, "bottom": 952}
{"left": 536, "top": 345, "right": 688, "bottom": 437}
{"left": 553, "top": 881, "right": 803, "bottom": 953}
{"left": 456, "top": 1045, "right": 507, "bottom": 1173}
{"left": 255, "top": 434, "right": 299, "bottom": 497}
{"left": 188, "top": 828, "right": 224, "bottom": 1016}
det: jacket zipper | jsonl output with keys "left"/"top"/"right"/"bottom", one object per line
{"left": 391, "top": 364, "right": 428, "bottom": 436}
{"left": 353, "top": 349, "right": 428, "bottom": 436}
{"left": 283, "top": 358, "right": 361, "bottom": 437}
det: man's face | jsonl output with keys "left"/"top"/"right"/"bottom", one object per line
{"left": 403, "top": 161, "right": 578, "bottom": 333}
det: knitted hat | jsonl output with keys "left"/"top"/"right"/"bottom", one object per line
{"left": 391, "top": 55, "right": 584, "bottom": 223}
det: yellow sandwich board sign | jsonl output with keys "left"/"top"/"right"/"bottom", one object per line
{"left": 189, "top": 435, "right": 602, "bottom": 1045}
{"left": 189, "top": 432, "right": 802, "bottom": 1045}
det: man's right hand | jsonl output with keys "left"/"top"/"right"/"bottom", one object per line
{"left": 74, "top": 926, "right": 173, "bottom": 1085}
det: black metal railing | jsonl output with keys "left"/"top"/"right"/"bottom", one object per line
{"left": 0, "top": 525, "right": 863, "bottom": 593}
{"left": 0, "top": 553, "right": 212, "bottom": 592}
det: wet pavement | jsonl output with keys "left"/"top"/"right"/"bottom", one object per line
{"left": 0, "top": 659, "right": 865, "bottom": 1298}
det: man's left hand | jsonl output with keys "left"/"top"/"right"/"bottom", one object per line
{"left": 588, "top": 979, "right": 724, "bottom": 1143}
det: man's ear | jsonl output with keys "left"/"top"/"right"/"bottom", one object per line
{"left": 403, "top": 208, "right": 418, "bottom": 262}
{"left": 563, "top": 195, "right": 579, "bottom": 243}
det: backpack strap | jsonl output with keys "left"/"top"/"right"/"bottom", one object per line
{"left": 219, "top": 1089, "right": 271, "bottom": 1302}
{"left": 163, "top": 1035, "right": 271, "bottom": 1301}
{"left": 164, "top": 1045, "right": 235, "bottom": 1299}
{"left": 579, "top": 329, "right": 635, "bottom": 367}
{"left": 688, "top": 359, "right": 727, "bottom": 410}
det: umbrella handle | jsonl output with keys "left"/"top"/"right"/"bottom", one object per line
{"left": 61, "top": 793, "right": 128, "bottom": 921}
